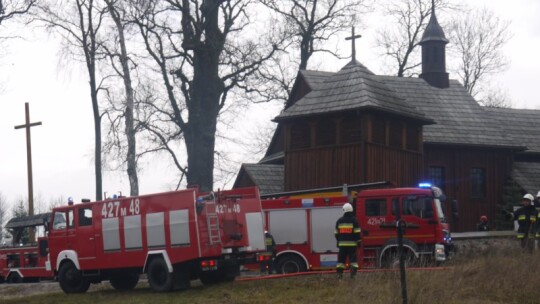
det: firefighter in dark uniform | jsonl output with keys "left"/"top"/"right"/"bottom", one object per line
{"left": 508, "top": 194, "right": 537, "bottom": 251}
{"left": 335, "top": 203, "right": 361, "bottom": 278}
{"left": 260, "top": 230, "right": 276, "bottom": 274}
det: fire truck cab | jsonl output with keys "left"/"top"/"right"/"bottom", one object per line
{"left": 260, "top": 183, "right": 453, "bottom": 273}
{"left": 0, "top": 213, "right": 53, "bottom": 283}
{"left": 48, "top": 187, "right": 265, "bottom": 293}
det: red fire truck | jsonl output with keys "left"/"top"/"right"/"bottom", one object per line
{"left": 46, "top": 186, "right": 265, "bottom": 293}
{"left": 0, "top": 213, "right": 53, "bottom": 283}
{"left": 259, "top": 182, "right": 453, "bottom": 273}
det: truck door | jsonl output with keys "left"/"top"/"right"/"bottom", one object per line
{"left": 399, "top": 196, "right": 437, "bottom": 241}
{"left": 361, "top": 197, "right": 392, "bottom": 245}
{"left": 49, "top": 209, "right": 69, "bottom": 268}
{"left": 74, "top": 205, "right": 96, "bottom": 266}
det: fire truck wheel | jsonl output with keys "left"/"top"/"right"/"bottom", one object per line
{"left": 383, "top": 251, "right": 416, "bottom": 269}
{"left": 147, "top": 258, "right": 174, "bottom": 292}
{"left": 7, "top": 273, "right": 22, "bottom": 284}
{"left": 275, "top": 255, "right": 307, "bottom": 274}
{"left": 110, "top": 272, "right": 139, "bottom": 290}
{"left": 58, "top": 262, "right": 90, "bottom": 294}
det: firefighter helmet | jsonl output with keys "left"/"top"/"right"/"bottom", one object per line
{"left": 342, "top": 203, "right": 353, "bottom": 213}
{"left": 523, "top": 194, "right": 534, "bottom": 201}
{"left": 480, "top": 215, "right": 488, "bottom": 222}
{"left": 537, "top": 191, "right": 540, "bottom": 198}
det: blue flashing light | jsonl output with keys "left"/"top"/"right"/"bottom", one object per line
{"left": 418, "top": 182, "right": 432, "bottom": 188}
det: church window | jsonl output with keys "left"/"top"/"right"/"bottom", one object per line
{"left": 372, "top": 117, "right": 386, "bottom": 145}
{"left": 428, "top": 166, "right": 445, "bottom": 191}
{"left": 290, "top": 122, "right": 311, "bottom": 150}
{"left": 316, "top": 120, "right": 336, "bottom": 146}
{"left": 471, "top": 168, "right": 486, "bottom": 198}
{"left": 340, "top": 117, "right": 362, "bottom": 144}
{"left": 389, "top": 120, "right": 402, "bottom": 148}
{"left": 406, "top": 125, "right": 420, "bottom": 151}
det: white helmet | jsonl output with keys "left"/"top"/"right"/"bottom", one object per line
{"left": 523, "top": 194, "right": 534, "bottom": 201}
{"left": 342, "top": 203, "right": 353, "bottom": 213}
{"left": 536, "top": 191, "right": 540, "bottom": 198}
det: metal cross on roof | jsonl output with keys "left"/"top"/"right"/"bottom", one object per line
{"left": 14, "top": 102, "right": 42, "bottom": 243}
{"left": 345, "top": 26, "right": 362, "bottom": 61}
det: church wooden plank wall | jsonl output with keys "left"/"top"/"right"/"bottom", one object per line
{"left": 424, "top": 145, "right": 513, "bottom": 232}
{"left": 365, "top": 143, "right": 423, "bottom": 187}
{"left": 284, "top": 143, "right": 423, "bottom": 192}
{"left": 284, "top": 144, "right": 363, "bottom": 190}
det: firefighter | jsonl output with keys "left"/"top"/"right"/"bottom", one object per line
{"left": 335, "top": 203, "right": 361, "bottom": 279}
{"left": 476, "top": 215, "right": 490, "bottom": 231}
{"left": 508, "top": 194, "right": 537, "bottom": 252}
{"left": 260, "top": 230, "right": 276, "bottom": 274}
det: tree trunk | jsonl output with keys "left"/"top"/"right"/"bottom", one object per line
{"left": 107, "top": 0, "right": 139, "bottom": 196}
{"left": 91, "top": 86, "right": 103, "bottom": 201}
{"left": 183, "top": 0, "right": 224, "bottom": 192}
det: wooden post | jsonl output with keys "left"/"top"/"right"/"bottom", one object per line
{"left": 14, "top": 102, "right": 42, "bottom": 243}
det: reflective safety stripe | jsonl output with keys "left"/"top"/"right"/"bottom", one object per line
{"left": 336, "top": 263, "right": 345, "bottom": 269}
{"left": 338, "top": 223, "right": 354, "bottom": 234}
{"left": 518, "top": 215, "right": 526, "bottom": 221}
{"left": 517, "top": 233, "right": 525, "bottom": 239}
{"left": 338, "top": 241, "right": 358, "bottom": 247}
{"left": 530, "top": 216, "right": 537, "bottom": 222}
{"left": 351, "top": 263, "right": 359, "bottom": 269}
{"left": 353, "top": 228, "right": 361, "bottom": 233}
{"left": 265, "top": 237, "right": 274, "bottom": 246}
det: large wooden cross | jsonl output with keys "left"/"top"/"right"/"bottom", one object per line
{"left": 14, "top": 102, "right": 42, "bottom": 243}
{"left": 345, "top": 26, "right": 362, "bottom": 61}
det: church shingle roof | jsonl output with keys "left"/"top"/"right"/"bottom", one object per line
{"left": 483, "top": 107, "right": 540, "bottom": 154}
{"left": 235, "top": 164, "right": 284, "bottom": 195}
{"left": 380, "top": 76, "right": 524, "bottom": 149}
{"left": 275, "top": 61, "right": 432, "bottom": 123}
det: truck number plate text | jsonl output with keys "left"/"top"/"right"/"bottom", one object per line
{"left": 101, "top": 199, "right": 140, "bottom": 218}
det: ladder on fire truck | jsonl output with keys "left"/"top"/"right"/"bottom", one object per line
{"left": 205, "top": 201, "right": 222, "bottom": 245}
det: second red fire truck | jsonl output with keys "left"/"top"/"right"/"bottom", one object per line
{"left": 258, "top": 182, "right": 453, "bottom": 273}
{"left": 43, "top": 186, "right": 265, "bottom": 293}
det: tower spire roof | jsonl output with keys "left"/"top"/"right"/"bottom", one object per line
{"left": 420, "top": 0, "right": 448, "bottom": 44}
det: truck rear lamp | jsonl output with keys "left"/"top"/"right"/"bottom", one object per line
{"left": 257, "top": 254, "right": 272, "bottom": 262}
{"left": 200, "top": 259, "right": 218, "bottom": 271}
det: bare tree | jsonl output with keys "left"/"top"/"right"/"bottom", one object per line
{"left": 129, "top": 0, "right": 280, "bottom": 191}
{"left": 102, "top": 0, "right": 139, "bottom": 196}
{"left": 0, "top": 0, "right": 35, "bottom": 26}
{"left": 478, "top": 86, "right": 512, "bottom": 108}
{"left": 375, "top": 0, "right": 452, "bottom": 77}
{"left": 36, "top": 0, "right": 108, "bottom": 200}
{"left": 448, "top": 7, "right": 511, "bottom": 97}
{"left": 260, "top": 0, "right": 368, "bottom": 71}
{"left": 251, "top": 0, "right": 368, "bottom": 104}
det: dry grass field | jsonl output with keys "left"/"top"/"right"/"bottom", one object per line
{"left": 2, "top": 248, "right": 539, "bottom": 304}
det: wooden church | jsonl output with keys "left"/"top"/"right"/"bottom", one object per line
{"left": 234, "top": 8, "right": 540, "bottom": 232}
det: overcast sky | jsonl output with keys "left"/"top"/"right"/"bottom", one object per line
{"left": 0, "top": 0, "right": 538, "bottom": 213}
